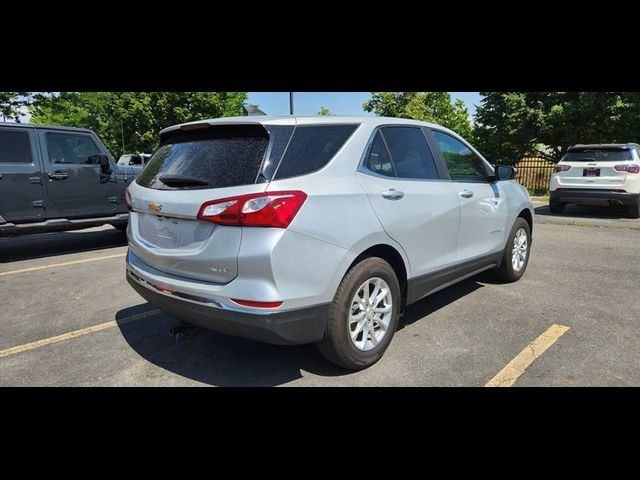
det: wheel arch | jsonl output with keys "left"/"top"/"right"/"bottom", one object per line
{"left": 517, "top": 207, "right": 533, "bottom": 237}
{"left": 347, "top": 243, "right": 409, "bottom": 311}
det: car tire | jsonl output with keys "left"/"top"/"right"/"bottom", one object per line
{"left": 493, "top": 217, "right": 531, "bottom": 283}
{"left": 629, "top": 200, "right": 640, "bottom": 219}
{"left": 549, "top": 199, "right": 565, "bottom": 214}
{"left": 112, "top": 223, "right": 128, "bottom": 232}
{"left": 317, "top": 257, "right": 401, "bottom": 371}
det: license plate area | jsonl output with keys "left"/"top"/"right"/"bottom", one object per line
{"left": 583, "top": 168, "right": 600, "bottom": 177}
{"left": 137, "top": 212, "right": 214, "bottom": 250}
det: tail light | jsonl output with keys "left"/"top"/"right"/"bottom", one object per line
{"left": 554, "top": 165, "right": 571, "bottom": 173}
{"left": 197, "top": 190, "right": 307, "bottom": 228}
{"left": 125, "top": 187, "right": 132, "bottom": 210}
{"left": 615, "top": 164, "right": 640, "bottom": 174}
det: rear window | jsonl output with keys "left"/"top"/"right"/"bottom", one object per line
{"left": 565, "top": 148, "right": 632, "bottom": 162}
{"left": 137, "top": 125, "right": 269, "bottom": 190}
{"left": 0, "top": 130, "right": 32, "bottom": 164}
{"left": 274, "top": 125, "right": 358, "bottom": 179}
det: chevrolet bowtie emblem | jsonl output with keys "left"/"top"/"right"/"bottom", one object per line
{"left": 148, "top": 202, "right": 162, "bottom": 213}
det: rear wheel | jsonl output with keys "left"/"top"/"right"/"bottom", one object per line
{"left": 629, "top": 199, "right": 640, "bottom": 219}
{"left": 549, "top": 199, "right": 565, "bottom": 214}
{"left": 494, "top": 217, "right": 531, "bottom": 283}
{"left": 317, "top": 257, "right": 401, "bottom": 371}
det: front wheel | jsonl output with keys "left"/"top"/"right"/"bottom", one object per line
{"left": 493, "top": 217, "right": 531, "bottom": 283}
{"left": 317, "top": 257, "right": 401, "bottom": 371}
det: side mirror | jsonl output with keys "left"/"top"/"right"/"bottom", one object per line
{"left": 493, "top": 165, "right": 517, "bottom": 181}
{"left": 89, "top": 154, "right": 112, "bottom": 174}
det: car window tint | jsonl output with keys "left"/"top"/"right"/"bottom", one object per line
{"left": 432, "top": 130, "right": 488, "bottom": 182}
{"left": 364, "top": 131, "right": 394, "bottom": 177}
{"left": 46, "top": 133, "right": 100, "bottom": 165}
{"left": 0, "top": 130, "right": 32, "bottom": 163}
{"left": 274, "top": 125, "right": 358, "bottom": 179}
{"left": 382, "top": 127, "right": 438, "bottom": 180}
{"left": 137, "top": 125, "right": 269, "bottom": 190}
{"left": 260, "top": 125, "right": 294, "bottom": 181}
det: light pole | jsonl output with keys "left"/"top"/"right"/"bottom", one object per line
{"left": 121, "top": 119, "right": 125, "bottom": 155}
{"left": 289, "top": 92, "right": 294, "bottom": 115}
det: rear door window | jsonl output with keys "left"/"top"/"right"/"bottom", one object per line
{"left": 137, "top": 125, "right": 269, "bottom": 190}
{"left": 274, "top": 125, "right": 358, "bottom": 179}
{"left": 0, "top": 130, "right": 33, "bottom": 164}
{"left": 382, "top": 127, "right": 439, "bottom": 179}
{"left": 364, "top": 131, "right": 395, "bottom": 177}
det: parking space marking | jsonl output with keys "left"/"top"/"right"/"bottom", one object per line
{"left": 0, "top": 253, "right": 126, "bottom": 277}
{"left": 485, "top": 324, "right": 570, "bottom": 387}
{"left": 0, "top": 309, "right": 160, "bottom": 359}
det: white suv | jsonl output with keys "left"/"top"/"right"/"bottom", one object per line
{"left": 126, "top": 116, "right": 534, "bottom": 370}
{"left": 549, "top": 144, "right": 640, "bottom": 218}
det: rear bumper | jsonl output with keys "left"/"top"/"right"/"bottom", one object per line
{"left": 551, "top": 189, "right": 639, "bottom": 206}
{"left": 126, "top": 269, "right": 328, "bottom": 346}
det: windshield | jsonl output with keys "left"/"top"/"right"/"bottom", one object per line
{"left": 564, "top": 148, "right": 632, "bottom": 162}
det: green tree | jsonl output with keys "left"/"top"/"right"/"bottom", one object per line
{"left": 363, "top": 92, "right": 472, "bottom": 138}
{"left": 0, "top": 92, "right": 31, "bottom": 121}
{"left": 474, "top": 92, "right": 640, "bottom": 164}
{"left": 29, "top": 92, "right": 247, "bottom": 157}
{"left": 318, "top": 106, "right": 332, "bottom": 116}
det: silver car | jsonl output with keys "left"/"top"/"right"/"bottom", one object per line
{"left": 125, "top": 116, "right": 533, "bottom": 370}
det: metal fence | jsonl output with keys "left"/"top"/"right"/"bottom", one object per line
{"left": 515, "top": 156, "right": 555, "bottom": 192}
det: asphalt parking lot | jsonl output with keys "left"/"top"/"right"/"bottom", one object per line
{"left": 1, "top": 201, "right": 639, "bottom": 386}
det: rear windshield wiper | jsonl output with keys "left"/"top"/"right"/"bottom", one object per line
{"left": 159, "top": 175, "right": 209, "bottom": 187}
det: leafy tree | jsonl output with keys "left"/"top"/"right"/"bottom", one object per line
{"left": 318, "top": 106, "right": 332, "bottom": 116}
{"left": 29, "top": 92, "right": 247, "bottom": 157}
{"left": 474, "top": 92, "right": 640, "bottom": 164}
{"left": 0, "top": 92, "right": 31, "bottom": 121}
{"left": 362, "top": 92, "right": 472, "bottom": 138}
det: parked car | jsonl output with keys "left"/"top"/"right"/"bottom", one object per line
{"left": 118, "top": 153, "right": 151, "bottom": 174}
{"left": 549, "top": 143, "right": 640, "bottom": 218}
{"left": 0, "top": 123, "right": 133, "bottom": 235}
{"left": 125, "top": 116, "right": 534, "bottom": 370}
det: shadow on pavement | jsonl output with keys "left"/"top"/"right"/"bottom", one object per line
{"left": 534, "top": 203, "right": 632, "bottom": 220}
{"left": 0, "top": 227, "right": 127, "bottom": 263}
{"left": 117, "top": 274, "right": 493, "bottom": 386}
{"left": 115, "top": 304, "right": 347, "bottom": 386}
{"left": 399, "top": 276, "right": 486, "bottom": 330}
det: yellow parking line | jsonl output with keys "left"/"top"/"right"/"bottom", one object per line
{"left": 0, "top": 253, "right": 126, "bottom": 277}
{"left": 0, "top": 309, "right": 160, "bottom": 359}
{"left": 485, "top": 324, "right": 570, "bottom": 387}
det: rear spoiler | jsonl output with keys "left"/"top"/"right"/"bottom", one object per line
{"left": 159, "top": 122, "right": 269, "bottom": 145}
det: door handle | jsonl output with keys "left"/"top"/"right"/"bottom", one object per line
{"left": 382, "top": 189, "right": 404, "bottom": 200}
{"left": 48, "top": 172, "right": 68, "bottom": 180}
{"left": 459, "top": 190, "right": 474, "bottom": 199}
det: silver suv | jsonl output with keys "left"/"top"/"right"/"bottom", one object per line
{"left": 125, "top": 116, "right": 533, "bottom": 370}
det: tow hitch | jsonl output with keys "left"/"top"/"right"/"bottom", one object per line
{"left": 169, "top": 322, "right": 202, "bottom": 344}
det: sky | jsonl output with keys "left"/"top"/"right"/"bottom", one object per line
{"left": 246, "top": 92, "right": 482, "bottom": 118}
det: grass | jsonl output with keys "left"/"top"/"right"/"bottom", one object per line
{"left": 527, "top": 187, "right": 549, "bottom": 197}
